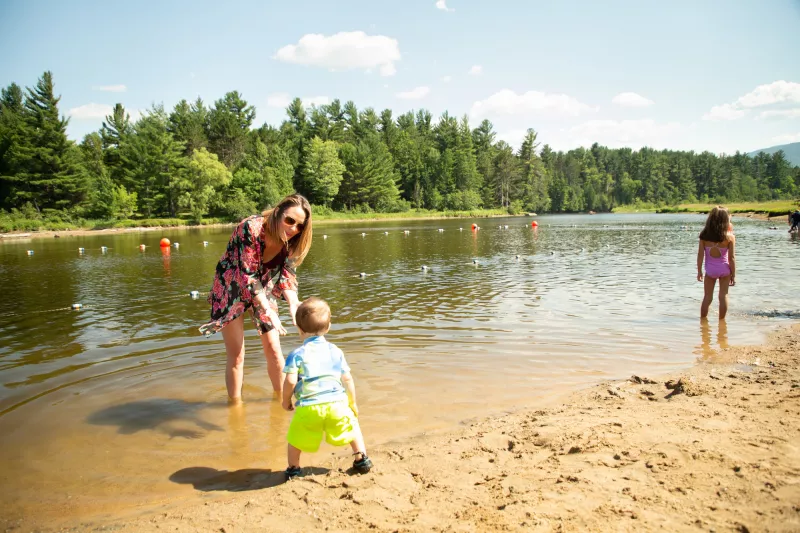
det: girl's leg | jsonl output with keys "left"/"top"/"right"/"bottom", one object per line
{"left": 287, "top": 444, "right": 302, "bottom": 468}
{"left": 718, "top": 276, "right": 731, "bottom": 319}
{"left": 222, "top": 315, "right": 246, "bottom": 401}
{"left": 259, "top": 328, "right": 284, "bottom": 393}
{"left": 700, "top": 276, "right": 717, "bottom": 318}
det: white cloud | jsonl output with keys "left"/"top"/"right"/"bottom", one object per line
{"left": 68, "top": 103, "right": 140, "bottom": 121}
{"left": 92, "top": 84, "right": 127, "bottom": 93}
{"left": 441, "top": 75, "right": 452, "bottom": 83}
{"left": 468, "top": 65, "right": 482, "bottom": 76}
{"left": 735, "top": 80, "right": 800, "bottom": 108}
{"left": 758, "top": 108, "right": 800, "bottom": 120}
{"left": 305, "top": 96, "right": 329, "bottom": 107}
{"left": 436, "top": 0, "right": 455, "bottom": 12}
{"left": 563, "top": 119, "right": 681, "bottom": 149}
{"left": 702, "top": 103, "right": 746, "bottom": 121}
{"left": 267, "top": 92, "right": 292, "bottom": 108}
{"left": 68, "top": 103, "right": 114, "bottom": 120}
{"left": 274, "top": 31, "right": 401, "bottom": 77}
{"left": 470, "top": 89, "right": 597, "bottom": 118}
{"left": 267, "top": 93, "right": 329, "bottom": 108}
{"left": 771, "top": 132, "right": 800, "bottom": 144}
{"left": 611, "top": 92, "right": 654, "bottom": 108}
{"left": 497, "top": 129, "right": 529, "bottom": 149}
{"left": 396, "top": 86, "right": 430, "bottom": 100}
{"left": 702, "top": 80, "right": 800, "bottom": 121}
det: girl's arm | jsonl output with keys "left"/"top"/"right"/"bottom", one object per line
{"left": 696, "top": 240, "right": 704, "bottom": 281}
{"left": 728, "top": 236, "right": 736, "bottom": 285}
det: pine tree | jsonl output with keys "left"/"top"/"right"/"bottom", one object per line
{"left": 7, "top": 72, "right": 86, "bottom": 212}
{"left": 0, "top": 83, "right": 25, "bottom": 207}
{"left": 168, "top": 98, "right": 209, "bottom": 156}
{"left": 101, "top": 103, "right": 133, "bottom": 186}
{"left": 121, "top": 105, "right": 185, "bottom": 217}
{"left": 208, "top": 91, "right": 254, "bottom": 169}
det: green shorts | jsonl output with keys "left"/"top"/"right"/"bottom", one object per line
{"left": 287, "top": 401, "right": 360, "bottom": 453}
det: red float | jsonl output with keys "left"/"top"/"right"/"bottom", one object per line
{"left": 160, "top": 237, "right": 171, "bottom": 247}
{"left": 531, "top": 221, "right": 539, "bottom": 227}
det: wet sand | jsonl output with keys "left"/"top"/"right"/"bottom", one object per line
{"left": 5, "top": 323, "right": 798, "bottom": 532}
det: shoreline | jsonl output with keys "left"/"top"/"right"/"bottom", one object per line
{"left": 8, "top": 322, "right": 798, "bottom": 532}
{"left": 0, "top": 210, "right": 790, "bottom": 241}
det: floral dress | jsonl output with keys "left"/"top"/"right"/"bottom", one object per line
{"left": 199, "top": 215, "right": 298, "bottom": 337}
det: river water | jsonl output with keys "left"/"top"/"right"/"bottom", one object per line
{"left": 0, "top": 213, "right": 797, "bottom": 525}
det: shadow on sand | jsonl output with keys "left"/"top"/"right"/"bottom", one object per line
{"left": 170, "top": 466, "right": 330, "bottom": 491}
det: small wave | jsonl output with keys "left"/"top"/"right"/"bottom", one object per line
{"left": 748, "top": 309, "right": 800, "bottom": 318}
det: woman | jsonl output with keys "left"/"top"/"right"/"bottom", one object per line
{"left": 200, "top": 194, "right": 313, "bottom": 401}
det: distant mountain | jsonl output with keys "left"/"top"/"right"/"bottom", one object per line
{"left": 747, "top": 142, "right": 800, "bottom": 167}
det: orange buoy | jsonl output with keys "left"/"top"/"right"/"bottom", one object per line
{"left": 160, "top": 237, "right": 170, "bottom": 247}
{"left": 471, "top": 223, "right": 477, "bottom": 231}
{"left": 531, "top": 221, "right": 539, "bottom": 227}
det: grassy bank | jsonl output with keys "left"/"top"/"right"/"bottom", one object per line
{"left": 614, "top": 199, "right": 799, "bottom": 217}
{"left": 0, "top": 208, "right": 514, "bottom": 234}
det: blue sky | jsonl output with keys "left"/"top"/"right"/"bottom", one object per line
{"left": 1, "top": 0, "right": 799, "bottom": 154}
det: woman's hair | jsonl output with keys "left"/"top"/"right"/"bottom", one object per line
{"left": 262, "top": 194, "right": 313, "bottom": 266}
{"left": 295, "top": 297, "right": 331, "bottom": 335}
{"left": 699, "top": 206, "right": 730, "bottom": 243}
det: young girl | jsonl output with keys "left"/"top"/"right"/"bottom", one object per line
{"left": 697, "top": 206, "right": 736, "bottom": 319}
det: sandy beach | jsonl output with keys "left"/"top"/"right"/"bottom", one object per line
{"left": 4, "top": 323, "right": 795, "bottom": 532}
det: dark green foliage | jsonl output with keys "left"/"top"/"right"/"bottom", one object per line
{"left": 0, "top": 71, "right": 797, "bottom": 224}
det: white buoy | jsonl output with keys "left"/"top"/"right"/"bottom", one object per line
{"left": 139, "top": 244, "right": 146, "bottom": 251}
{"left": 549, "top": 251, "right": 555, "bottom": 255}
{"left": 421, "top": 265, "right": 428, "bottom": 271}
{"left": 472, "top": 259, "right": 479, "bottom": 265}
{"left": 438, "top": 228, "right": 444, "bottom": 232}
{"left": 515, "top": 255, "right": 520, "bottom": 259}
{"left": 459, "top": 227, "right": 463, "bottom": 231}
{"left": 504, "top": 225, "right": 509, "bottom": 229}
{"left": 100, "top": 246, "right": 108, "bottom": 253}
{"left": 384, "top": 231, "right": 389, "bottom": 235}
{"left": 78, "top": 247, "right": 85, "bottom": 254}
{"left": 71, "top": 303, "right": 83, "bottom": 310}
{"left": 173, "top": 242, "right": 180, "bottom": 248}
{"left": 202, "top": 241, "right": 209, "bottom": 246}
{"left": 190, "top": 290, "right": 200, "bottom": 299}
{"left": 27, "top": 250, "right": 34, "bottom": 256}
{"left": 359, "top": 272, "right": 367, "bottom": 278}
{"left": 403, "top": 230, "right": 410, "bottom": 234}
{"left": 361, "top": 233, "right": 366, "bottom": 237}
{"left": 323, "top": 234, "right": 328, "bottom": 239}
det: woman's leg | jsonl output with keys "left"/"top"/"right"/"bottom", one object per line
{"left": 700, "top": 276, "right": 717, "bottom": 318}
{"left": 259, "top": 328, "right": 285, "bottom": 393}
{"left": 222, "top": 315, "right": 246, "bottom": 401}
{"left": 718, "top": 276, "right": 731, "bottom": 319}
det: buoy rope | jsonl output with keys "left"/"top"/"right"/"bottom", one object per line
{"left": 2, "top": 292, "right": 209, "bottom": 318}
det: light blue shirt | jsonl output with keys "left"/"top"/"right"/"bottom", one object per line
{"left": 283, "top": 336, "right": 350, "bottom": 407}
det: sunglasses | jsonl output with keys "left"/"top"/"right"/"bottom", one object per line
{"left": 283, "top": 214, "right": 305, "bottom": 231}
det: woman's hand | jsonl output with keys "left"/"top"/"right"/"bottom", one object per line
{"left": 697, "top": 272, "right": 703, "bottom": 282}
{"left": 267, "top": 308, "right": 288, "bottom": 335}
{"left": 729, "top": 276, "right": 735, "bottom": 287}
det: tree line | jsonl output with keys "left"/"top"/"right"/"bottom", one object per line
{"left": 1, "top": 71, "right": 798, "bottom": 223}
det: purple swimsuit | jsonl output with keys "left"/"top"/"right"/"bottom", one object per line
{"left": 704, "top": 242, "right": 731, "bottom": 278}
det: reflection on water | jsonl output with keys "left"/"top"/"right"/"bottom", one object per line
{"left": 696, "top": 318, "right": 729, "bottom": 359}
{"left": 0, "top": 213, "right": 797, "bottom": 526}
